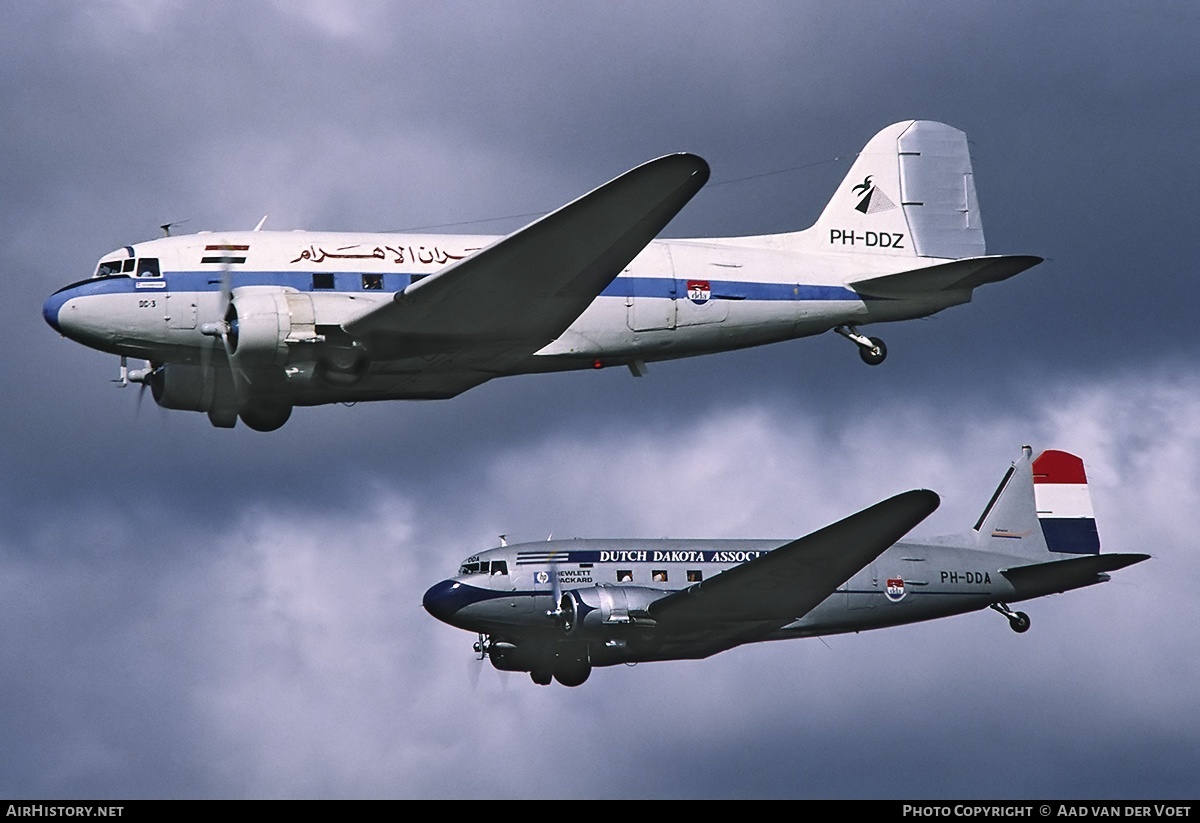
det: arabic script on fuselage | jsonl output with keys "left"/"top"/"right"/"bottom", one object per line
{"left": 289, "top": 244, "right": 478, "bottom": 266}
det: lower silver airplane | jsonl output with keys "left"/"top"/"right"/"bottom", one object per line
{"left": 423, "top": 448, "right": 1148, "bottom": 686}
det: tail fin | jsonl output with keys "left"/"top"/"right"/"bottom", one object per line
{"left": 798, "top": 120, "right": 985, "bottom": 260}
{"left": 971, "top": 447, "right": 1101, "bottom": 558}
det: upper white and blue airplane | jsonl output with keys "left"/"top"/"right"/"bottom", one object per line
{"left": 423, "top": 448, "right": 1148, "bottom": 687}
{"left": 44, "top": 120, "right": 1041, "bottom": 430}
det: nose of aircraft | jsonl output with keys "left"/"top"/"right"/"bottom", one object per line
{"left": 42, "top": 290, "right": 66, "bottom": 334}
{"left": 422, "top": 579, "right": 473, "bottom": 625}
{"left": 42, "top": 279, "right": 124, "bottom": 349}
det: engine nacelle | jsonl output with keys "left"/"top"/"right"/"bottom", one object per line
{"left": 486, "top": 639, "right": 588, "bottom": 672}
{"left": 227, "top": 287, "right": 317, "bottom": 369}
{"left": 560, "top": 586, "right": 665, "bottom": 638}
{"left": 149, "top": 363, "right": 237, "bottom": 413}
{"left": 487, "top": 641, "right": 544, "bottom": 673}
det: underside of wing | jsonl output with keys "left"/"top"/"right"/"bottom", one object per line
{"left": 644, "top": 489, "right": 940, "bottom": 660}
{"left": 343, "top": 154, "right": 710, "bottom": 371}
{"left": 850, "top": 254, "right": 1042, "bottom": 299}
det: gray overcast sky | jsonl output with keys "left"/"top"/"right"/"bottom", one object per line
{"left": 2, "top": 1, "right": 1197, "bottom": 799}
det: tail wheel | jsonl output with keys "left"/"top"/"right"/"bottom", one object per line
{"left": 1009, "top": 612, "right": 1031, "bottom": 633}
{"left": 859, "top": 337, "right": 887, "bottom": 366}
{"left": 991, "top": 602, "right": 1031, "bottom": 633}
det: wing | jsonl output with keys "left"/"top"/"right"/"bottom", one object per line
{"left": 343, "top": 153, "right": 710, "bottom": 378}
{"left": 645, "top": 489, "right": 940, "bottom": 660}
{"left": 849, "top": 255, "right": 1042, "bottom": 300}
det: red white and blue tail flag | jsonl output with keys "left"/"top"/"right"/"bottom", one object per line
{"left": 1032, "top": 450, "right": 1100, "bottom": 554}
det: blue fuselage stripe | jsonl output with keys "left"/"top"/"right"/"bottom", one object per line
{"left": 57, "top": 272, "right": 863, "bottom": 302}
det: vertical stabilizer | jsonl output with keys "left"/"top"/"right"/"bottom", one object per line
{"left": 968, "top": 447, "right": 1103, "bottom": 559}
{"left": 971, "top": 446, "right": 1047, "bottom": 557}
{"left": 1032, "top": 450, "right": 1101, "bottom": 554}
{"left": 803, "top": 120, "right": 986, "bottom": 260}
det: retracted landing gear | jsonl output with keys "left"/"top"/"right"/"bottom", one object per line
{"left": 834, "top": 325, "right": 887, "bottom": 366}
{"left": 527, "top": 647, "right": 591, "bottom": 687}
{"left": 239, "top": 402, "right": 292, "bottom": 432}
{"left": 552, "top": 658, "right": 591, "bottom": 687}
{"left": 990, "top": 602, "right": 1031, "bottom": 633}
{"left": 529, "top": 657, "right": 591, "bottom": 687}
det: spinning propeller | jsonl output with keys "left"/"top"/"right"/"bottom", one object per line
{"left": 198, "top": 255, "right": 251, "bottom": 404}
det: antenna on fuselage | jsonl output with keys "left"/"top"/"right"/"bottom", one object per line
{"left": 159, "top": 220, "right": 189, "bottom": 238}
{"left": 499, "top": 534, "right": 507, "bottom": 547}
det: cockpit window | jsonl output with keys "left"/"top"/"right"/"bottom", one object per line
{"left": 122, "top": 259, "right": 135, "bottom": 273}
{"left": 136, "top": 258, "right": 161, "bottom": 278}
{"left": 459, "top": 560, "right": 508, "bottom": 576}
{"left": 96, "top": 259, "right": 124, "bottom": 277}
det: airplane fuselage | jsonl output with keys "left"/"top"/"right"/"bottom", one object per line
{"left": 43, "top": 123, "right": 1042, "bottom": 429}
{"left": 423, "top": 535, "right": 1100, "bottom": 667}
{"left": 43, "top": 231, "right": 963, "bottom": 401}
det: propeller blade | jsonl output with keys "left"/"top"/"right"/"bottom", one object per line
{"left": 545, "top": 553, "right": 572, "bottom": 629}
{"left": 199, "top": 329, "right": 212, "bottom": 376}
{"left": 206, "top": 253, "right": 250, "bottom": 407}
{"left": 217, "top": 324, "right": 250, "bottom": 406}
{"left": 218, "top": 257, "right": 232, "bottom": 315}
{"left": 467, "top": 653, "right": 483, "bottom": 691}
{"left": 550, "top": 559, "right": 562, "bottom": 609}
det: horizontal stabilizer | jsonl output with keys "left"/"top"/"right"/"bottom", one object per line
{"left": 1001, "top": 553, "right": 1150, "bottom": 600}
{"left": 850, "top": 255, "right": 1042, "bottom": 299}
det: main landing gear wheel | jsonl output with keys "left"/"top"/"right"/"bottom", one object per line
{"left": 239, "top": 403, "right": 293, "bottom": 432}
{"left": 530, "top": 669, "right": 553, "bottom": 686}
{"left": 990, "top": 602, "right": 1031, "bottom": 633}
{"left": 553, "top": 659, "right": 592, "bottom": 688}
{"left": 207, "top": 407, "right": 238, "bottom": 429}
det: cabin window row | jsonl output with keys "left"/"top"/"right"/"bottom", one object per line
{"left": 617, "top": 569, "right": 703, "bottom": 583}
{"left": 312, "top": 272, "right": 425, "bottom": 290}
